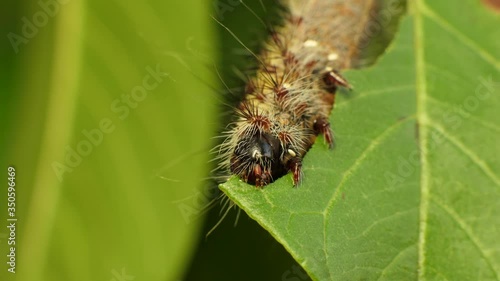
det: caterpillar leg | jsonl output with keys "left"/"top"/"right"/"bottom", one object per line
{"left": 252, "top": 164, "right": 272, "bottom": 188}
{"left": 314, "top": 117, "right": 334, "bottom": 149}
{"left": 286, "top": 157, "right": 303, "bottom": 186}
{"left": 322, "top": 70, "right": 352, "bottom": 92}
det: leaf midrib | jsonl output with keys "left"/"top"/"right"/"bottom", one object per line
{"left": 413, "top": 0, "right": 430, "bottom": 280}
{"left": 414, "top": 1, "right": 500, "bottom": 280}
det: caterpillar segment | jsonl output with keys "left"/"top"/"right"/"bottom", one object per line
{"left": 219, "top": 0, "right": 376, "bottom": 187}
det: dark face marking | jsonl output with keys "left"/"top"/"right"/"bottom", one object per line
{"left": 230, "top": 133, "right": 286, "bottom": 187}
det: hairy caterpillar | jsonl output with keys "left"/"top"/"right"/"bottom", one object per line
{"left": 215, "top": 0, "right": 380, "bottom": 187}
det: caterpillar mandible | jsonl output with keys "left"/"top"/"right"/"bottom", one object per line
{"left": 216, "top": 0, "right": 379, "bottom": 187}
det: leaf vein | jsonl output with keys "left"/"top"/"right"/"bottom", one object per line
{"left": 415, "top": 1, "right": 430, "bottom": 279}
{"left": 336, "top": 84, "right": 415, "bottom": 108}
{"left": 427, "top": 96, "right": 500, "bottom": 134}
{"left": 420, "top": 3, "right": 500, "bottom": 70}
{"left": 322, "top": 117, "right": 413, "bottom": 279}
{"left": 431, "top": 197, "right": 500, "bottom": 280}
{"left": 348, "top": 208, "right": 417, "bottom": 241}
{"left": 430, "top": 123, "right": 500, "bottom": 187}
{"left": 376, "top": 244, "right": 416, "bottom": 281}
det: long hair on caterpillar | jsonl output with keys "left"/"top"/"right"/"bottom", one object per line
{"left": 213, "top": 0, "right": 378, "bottom": 189}
{"left": 203, "top": 0, "right": 406, "bottom": 236}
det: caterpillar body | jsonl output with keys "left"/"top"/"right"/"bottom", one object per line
{"left": 216, "top": 0, "right": 379, "bottom": 187}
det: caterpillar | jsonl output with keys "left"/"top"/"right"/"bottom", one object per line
{"left": 215, "top": 0, "right": 381, "bottom": 187}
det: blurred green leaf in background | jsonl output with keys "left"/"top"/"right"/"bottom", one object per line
{"left": 2, "top": 0, "right": 303, "bottom": 280}
{"left": 1, "top": 0, "right": 221, "bottom": 280}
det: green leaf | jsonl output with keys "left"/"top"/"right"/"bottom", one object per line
{"left": 1, "top": 1, "right": 216, "bottom": 281}
{"left": 220, "top": 0, "right": 500, "bottom": 280}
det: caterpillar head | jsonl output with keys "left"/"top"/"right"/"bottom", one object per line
{"left": 230, "top": 132, "right": 284, "bottom": 187}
